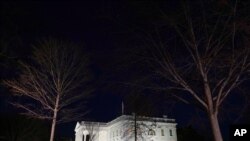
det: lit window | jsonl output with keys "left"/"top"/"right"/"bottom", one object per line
{"left": 161, "top": 129, "right": 164, "bottom": 136}
{"left": 148, "top": 129, "right": 156, "bottom": 136}
{"left": 169, "top": 129, "right": 173, "bottom": 136}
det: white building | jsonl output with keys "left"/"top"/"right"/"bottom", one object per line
{"left": 75, "top": 115, "right": 177, "bottom": 141}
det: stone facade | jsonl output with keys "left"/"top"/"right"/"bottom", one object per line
{"left": 75, "top": 115, "right": 177, "bottom": 141}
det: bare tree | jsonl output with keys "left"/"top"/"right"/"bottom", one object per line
{"left": 122, "top": 114, "right": 156, "bottom": 141}
{"left": 130, "top": 1, "right": 250, "bottom": 141}
{"left": 120, "top": 89, "right": 157, "bottom": 141}
{"left": 3, "top": 39, "right": 92, "bottom": 141}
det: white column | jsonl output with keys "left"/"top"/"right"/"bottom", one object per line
{"left": 75, "top": 133, "right": 83, "bottom": 141}
{"left": 83, "top": 130, "right": 89, "bottom": 141}
{"left": 83, "top": 134, "right": 86, "bottom": 141}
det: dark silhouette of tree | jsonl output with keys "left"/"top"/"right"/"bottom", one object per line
{"left": 0, "top": 114, "right": 50, "bottom": 141}
{"left": 55, "top": 137, "right": 73, "bottom": 141}
{"left": 3, "top": 39, "right": 92, "bottom": 141}
{"left": 177, "top": 126, "right": 205, "bottom": 141}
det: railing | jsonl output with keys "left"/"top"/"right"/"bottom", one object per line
{"left": 107, "top": 115, "right": 176, "bottom": 126}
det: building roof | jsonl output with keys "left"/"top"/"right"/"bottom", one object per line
{"left": 77, "top": 114, "right": 176, "bottom": 129}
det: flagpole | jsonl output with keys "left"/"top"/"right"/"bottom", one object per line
{"left": 122, "top": 101, "right": 124, "bottom": 115}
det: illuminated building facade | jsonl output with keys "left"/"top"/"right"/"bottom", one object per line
{"left": 75, "top": 115, "right": 177, "bottom": 141}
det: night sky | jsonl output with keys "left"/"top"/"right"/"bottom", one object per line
{"left": 1, "top": 0, "right": 250, "bottom": 140}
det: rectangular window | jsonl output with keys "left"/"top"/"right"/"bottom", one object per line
{"left": 161, "top": 129, "right": 164, "bottom": 136}
{"left": 169, "top": 129, "right": 173, "bottom": 136}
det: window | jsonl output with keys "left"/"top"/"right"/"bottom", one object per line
{"left": 169, "top": 129, "right": 173, "bottom": 136}
{"left": 161, "top": 129, "right": 164, "bottom": 136}
{"left": 148, "top": 129, "right": 156, "bottom": 136}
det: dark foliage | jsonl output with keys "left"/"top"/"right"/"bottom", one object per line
{"left": 0, "top": 114, "right": 50, "bottom": 141}
{"left": 178, "top": 126, "right": 206, "bottom": 141}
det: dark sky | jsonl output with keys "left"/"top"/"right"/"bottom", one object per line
{"left": 0, "top": 0, "right": 180, "bottom": 138}
{"left": 1, "top": 0, "right": 249, "bottom": 140}
{"left": 1, "top": 1, "right": 180, "bottom": 116}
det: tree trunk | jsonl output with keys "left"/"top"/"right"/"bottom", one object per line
{"left": 203, "top": 78, "right": 223, "bottom": 141}
{"left": 209, "top": 113, "right": 223, "bottom": 141}
{"left": 50, "top": 115, "right": 57, "bottom": 141}
{"left": 50, "top": 95, "right": 60, "bottom": 141}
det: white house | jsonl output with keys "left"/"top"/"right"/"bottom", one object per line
{"left": 75, "top": 115, "right": 177, "bottom": 141}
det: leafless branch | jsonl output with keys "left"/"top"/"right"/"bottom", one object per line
{"left": 3, "top": 39, "right": 92, "bottom": 141}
